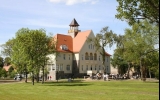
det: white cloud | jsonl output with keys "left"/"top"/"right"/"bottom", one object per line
{"left": 49, "top": 0, "right": 99, "bottom": 5}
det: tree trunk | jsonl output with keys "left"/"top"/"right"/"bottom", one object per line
{"left": 149, "top": 69, "right": 151, "bottom": 79}
{"left": 140, "top": 57, "right": 146, "bottom": 81}
{"left": 42, "top": 66, "right": 44, "bottom": 84}
{"left": 32, "top": 71, "right": 34, "bottom": 85}
{"left": 25, "top": 73, "right": 27, "bottom": 83}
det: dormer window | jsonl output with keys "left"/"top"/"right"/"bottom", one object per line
{"left": 60, "top": 45, "right": 68, "bottom": 50}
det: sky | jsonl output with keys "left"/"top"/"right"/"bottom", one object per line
{"left": 0, "top": 0, "right": 130, "bottom": 56}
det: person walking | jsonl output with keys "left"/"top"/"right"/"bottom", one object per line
{"left": 50, "top": 76, "right": 52, "bottom": 80}
{"left": 106, "top": 74, "right": 109, "bottom": 81}
{"left": 103, "top": 73, "right": 106, "bottom": 81}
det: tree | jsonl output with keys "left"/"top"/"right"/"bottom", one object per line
{"left": 117, "top": 20, "right": 159, "bottom": 81}
{"left": 116, "top": 0, "right": 159, "bottom": 26}
{"left": 87, "top": 26, "right": 117, "bottom": 73}
{"left": 0, "top": 57, "right": 4, "bottom": 68}
{"left": 111, "top": 51, "right": 128, "bottom": 76}
{"left": 1, "top": 68, "right": 7, "bottom": 78}
{"left": 11, "top": 28, "right": 56, "bottom": 85}
{"left": 4, "top": 57, "right": 11, "bottom": 66}
{"left": 1, "top": 39, "right": 14, "bottom": 57}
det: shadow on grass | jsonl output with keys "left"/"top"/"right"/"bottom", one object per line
{"left": 41, "top": 79, "right": 92, "bottom": 86}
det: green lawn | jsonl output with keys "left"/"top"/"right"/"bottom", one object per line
{"left": 0, "top": 79, "right": 159, "bottom": 100}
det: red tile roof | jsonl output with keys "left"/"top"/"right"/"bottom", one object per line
{"left": 3, "top": 65, "right": 12, "bottom": 71}
{"left": 54, "top": 34, "right": 73, "bottom": 53}
{"left": 53, "top": 30, "right": 111, "bottom": 56}
{"left": 73, "top": 30, "right": 91, "bottom": 52}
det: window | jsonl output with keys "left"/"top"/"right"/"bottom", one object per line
{"left": 60, "top": 64, "right": 63, "bottom": 71}
{"left": 85, "top": 52, "right": 89, "bottom": 60}
{"left": 93, "top": 45, "right": 94, "bottom": 49}
{"left": 99, "top": 56, "right": 100, "bottom": 61}
{"left": 95, "top": 65, "right": 96, "bottom": 70}
{"left": 52, "top": 64, "right": 55, "bottom": 70}
{"left": 107, "top": 66, "right": 108, "bottom": 71}
{"left": 89, "top": 45, "right": 90, "bottom": 49}
{"left": 94, "top": 53, "right": 97, "bottom": 60}
{"left": 82, "top": 65, "right": 83, "bottom": 71}
{"left": 66, "top": 65, "right": 70, "bottom": 71}
{"left": 107, "top": 57, "right": 108, "bottom": 62}
{"left": 56, "top": 65, "right": 59, "bottom": 71}
{"left": 86, "top": 65, "right": 88, "bottom": 70}
{"left": 63, "top": 54, "right": 65, "bottom": 60}
{"left": 99, "top": 66, "right": 101, "bottom": 70}
{"left": 82, "top": 55, "right": 83, "bottom": 60}
{"left": 91, "top": 44, "right": 92, "bottom": 49}
{"left": 69, "top": 55, "right": 70, "bottom": 60}
{"left": 90, "top": 53, "right": 93, "bottom": 60}
{"left": 60, "top": 45, "right": 68, "bottom": 50}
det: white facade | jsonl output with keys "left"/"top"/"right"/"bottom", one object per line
{"left": 46, "top": 19, "right": 111, "bottom": 80}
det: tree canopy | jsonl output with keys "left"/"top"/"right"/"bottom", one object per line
{"left": 116, "top": 0, "right": 159, "bottom": 26}
{"left": 113, "top": 20, "right": 159, "bottom": 81}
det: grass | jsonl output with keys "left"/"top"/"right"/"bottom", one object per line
{"left": 0, "top": 79, "right": 159, "bottom": 100}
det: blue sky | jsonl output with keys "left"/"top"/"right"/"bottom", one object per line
{"left": 0, "top": 0, "right": 130, "bottom": 56}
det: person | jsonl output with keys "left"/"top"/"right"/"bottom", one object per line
{"left": 106, "top": 74, "right": 109, "bottom": 81}
{"left": 103, "top": 73, "right": 106, "bottom": 81}
{"left": 50, "top": 76, "right": 52, "bottom": 80}
{"left": 48, "top": 76, "right": 49, "bottom": 80}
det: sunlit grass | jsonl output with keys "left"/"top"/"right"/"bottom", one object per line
{"left": 0, "top": 79, "right": 159, "bottom": 100}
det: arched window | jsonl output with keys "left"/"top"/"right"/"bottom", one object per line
{"left": 99, "top": 56, "right": 100, "bottom": 61}
{"left": 94, "top": 53, "right": 97, "bottom": 60}
{"left": 90, "top": 53, "right": 93, "bottom": 60}
{"left": 85, "top": 52, "right": 89, "bottom": 60}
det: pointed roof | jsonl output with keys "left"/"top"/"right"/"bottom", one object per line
{"left": 69, "top": 18, "right": 79, "bottom": 26}
{"left": 73, "top": 30, "right": 91, "bottom": 52}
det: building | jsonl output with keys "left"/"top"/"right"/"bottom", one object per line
{"left": 46, "top": 18, "right": 111, "bottom": 80}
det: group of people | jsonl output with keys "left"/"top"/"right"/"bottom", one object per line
{"left": 91, "top": 73, "right": 109, "bottom": 81}
{"left": 47, "top": 76, "right": 52, "bottom": 80}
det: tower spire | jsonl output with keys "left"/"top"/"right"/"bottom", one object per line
{"left": 68, "top": 18, "right": 81, "bottom": 38}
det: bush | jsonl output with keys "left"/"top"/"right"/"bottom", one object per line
{"left": 155, "top": 70, "right": 159, "bottom": 80}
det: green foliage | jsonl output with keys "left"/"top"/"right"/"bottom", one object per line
{"left": 10, "top": 28, "right": 56, "bottom": 84}
{"left": 0, "top": 68, "right": 7, "bottom": 78}
{"left": 87, "top": 26, "right": 117, "bottom": 66}
{"left": 114, "top": 20, "right": 159, "bottom": 81}
{"left": 9, "top": 70, "right": 16, "bottom": 78}
{"left": 116, "top": 0, "right": 159, "bottom": 26}
{"left": 0, "top": 56, "right": 3, "bottom": 68}
{"left": 0, "top": 39, "right": 15, "bottom": 57}
{"left": 155, "top": 70, "right": 159, "bottom": 79}
{"left": 4, "top": 57, "right": 11, "bottom": 65}
{"left": 111, "top": 51, "right": 128, "bottom": 75}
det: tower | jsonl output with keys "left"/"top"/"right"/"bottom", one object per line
{"left": 68, "top": 18, "right": 81, "bottom": 38}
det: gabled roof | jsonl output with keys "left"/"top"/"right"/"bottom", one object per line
{"left": 69, "top": 18, "right": 79, "bottom": 26}
{"left": 3, "top": 65, "right": 12, "bottom": 71}
{"left": 73, "top": 30, "right": 91, "bottom": 52}
{"left": 53, "top": 29, "right": 111, "bottom": 56}
{"left": 105, "top": 52, "right": 112, "bottom": 56}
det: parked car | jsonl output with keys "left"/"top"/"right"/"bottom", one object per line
{"left": 14, "top": 74, "right": 22, "bottom": 81}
